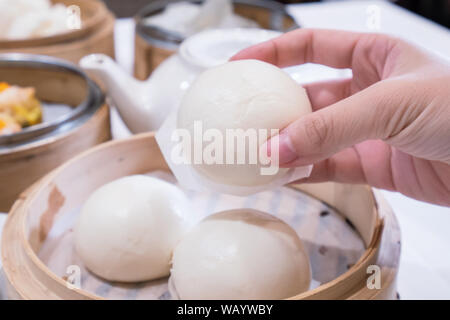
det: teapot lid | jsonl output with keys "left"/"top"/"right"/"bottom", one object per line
{"left": 179, "top": 28, "right": 281, "bottom": 69}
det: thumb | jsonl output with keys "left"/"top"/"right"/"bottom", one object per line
{"left": 271, "top": 82, "right": 399, "bottom": 166}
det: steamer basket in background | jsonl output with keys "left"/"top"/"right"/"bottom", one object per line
{"left": 0, "top": 0, "right": 115, "bottom": 63}
{"left": 134, "top": 0, "right": 298, "bottom": 80}
{"left": 0, "top": 54, "right": 111, "bottom": 212}
{"left": 1, "top": 133, "right": 401, "bottom": 299}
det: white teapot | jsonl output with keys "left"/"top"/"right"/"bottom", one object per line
{"left": 79, "top": 28, "right": 281, "bottom": 133}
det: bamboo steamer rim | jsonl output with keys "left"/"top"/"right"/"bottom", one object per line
{"left": 2, "top": 133, "right": 399, "bottom": 300}
{"left": 5, "top": 12, "right": 117, "bottom": 58}
{"left": 0, "top": 0, "right": 108, "bottom": 49}
{"left": 134, "top": 0, "right": 299, "bottom": 50}
{"left": 0, "top": 102, "right": 104, "bottom": 158}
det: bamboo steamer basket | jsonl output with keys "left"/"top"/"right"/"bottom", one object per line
{"left": 1, "top": 133, "right": 401, "bottom": 300}
{"left": 0, "top": 54, "right": 111, "bottom": 212}
{"left": 0, "top": 0, "right": 115, "bottom": 63}
{"left": 134, "top": 0, "right": 298, "bottom": 80}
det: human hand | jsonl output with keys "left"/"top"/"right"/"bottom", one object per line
{"left": 231, "top": 29, "right": 450, "bottom": 206}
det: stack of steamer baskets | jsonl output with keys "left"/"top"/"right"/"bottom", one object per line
{"left": 134, "top": 0, "right": 299, "bottom": 80}
{"left": 0, "top": 0, "right": 115, "bottom": 63}
{"left": 1, "top": 133, "right": 401, "bottom": 300}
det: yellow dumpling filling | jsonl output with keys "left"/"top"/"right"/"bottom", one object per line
{"left": 0, "top": 113, "right": 21, "bottom": 135}
{"left": 0, "top": 82, "right": 43, "bottom": 135}
{"left": 0, "top": 82, "right": 10, "bottom": 92}
{"left": 11, "top": 99, "right": 43, "bottom": 127}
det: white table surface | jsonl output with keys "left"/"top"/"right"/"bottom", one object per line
{"left": 1, "top": 0, "right": 449, "bottom": 299}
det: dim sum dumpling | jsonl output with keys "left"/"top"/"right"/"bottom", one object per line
{"left": 169, "top": 209, "right": 311, "bottom": 299}
{"left": 74, "top": 175, "right": 193, "bottom": 282}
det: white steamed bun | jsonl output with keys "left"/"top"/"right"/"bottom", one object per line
{"left": 177, "top": 59, "right": 312, "bottom": 187}
{"left": 74, "top": 175, "right": 192, "bottom": 282}
{"left": 169, "top": 209, "right": 311, "bottom": 299}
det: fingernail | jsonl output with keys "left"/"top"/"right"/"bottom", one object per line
{"left": 262, "top": 131, "right": 298, "bottom": 165}
{"left": 276, "top": 131, "right": 298, "bottom": 165}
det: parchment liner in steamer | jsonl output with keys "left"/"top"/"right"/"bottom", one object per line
{"left": 37, "top": 171, "right": 364, "bottom": 300}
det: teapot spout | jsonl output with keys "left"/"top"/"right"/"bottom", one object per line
{"left": 80, "top": 54, "right": 151, "bottom": 133}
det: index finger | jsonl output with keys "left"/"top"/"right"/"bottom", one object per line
{"left": 231, "top": 29, "right": 365, "bottom": 69}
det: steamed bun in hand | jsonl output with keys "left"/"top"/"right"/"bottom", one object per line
{"left": 169, "top": 209, "right": 311, "bottom": 300}
{"left": 177, "top": 59, "right": 312, "bottom": 187}
{"left": 74, "top": 175, "right": 192, "bottom": 282}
